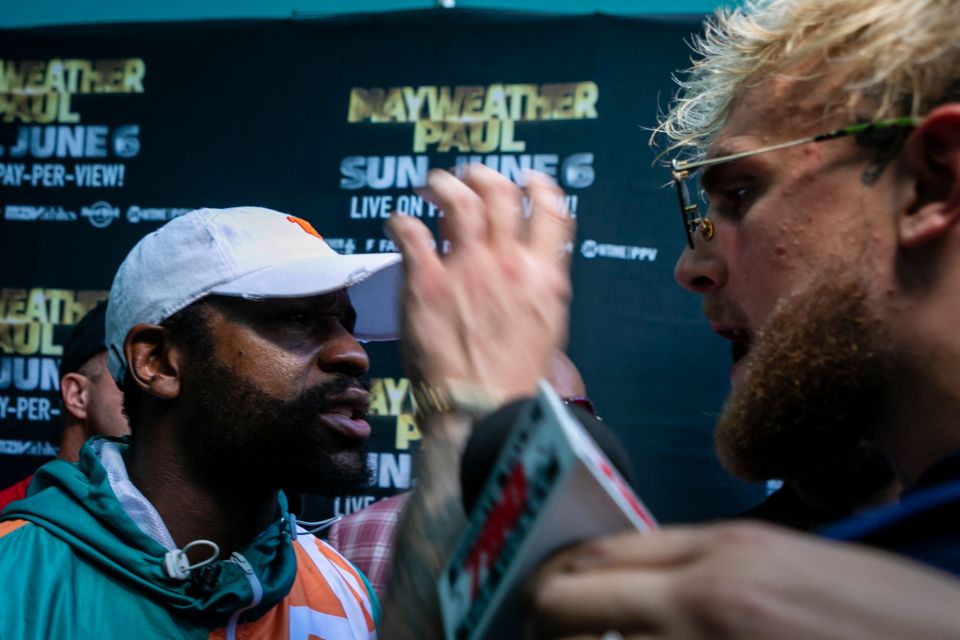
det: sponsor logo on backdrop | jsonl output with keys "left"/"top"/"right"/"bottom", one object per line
{"left": 126, "top": 206, "right": 191, "bottom": 224}
{"left": 80, "top": 201, "right": 120, "bottom": 228}
{"left": 323, "top": 237, "right": 357, "bottom": 254}
{"left": 580, "top": 239, "right": 658, "bottom": 262}
{"left": 0, "top": 440, "right": 58, "bottom": 457}
{"left": 4, "top": 205, "right": 77, "bottom": 221}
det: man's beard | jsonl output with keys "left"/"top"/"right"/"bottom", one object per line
{"left": 715, "top": 269, "right": 896, "bottom": 482}
{"left": 177, "top": 354, "right": 373, "bottom": 496}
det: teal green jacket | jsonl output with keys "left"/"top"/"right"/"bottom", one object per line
{"left": 0, "top": 439, "right": 379, "bottom": 639}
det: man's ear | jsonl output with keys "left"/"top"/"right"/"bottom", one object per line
{"left": 60, "top": 372, "right": 89, "bottom": 421}
{"left": 124, "top": 323, "right": 182, "bottom": 401}
{"left": 899, "top": 104, "right": 960, "bottom": 248}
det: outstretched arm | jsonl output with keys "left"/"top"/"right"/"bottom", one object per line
{"left": 379, "top": 412, "right": 470, "bottom": 639}
{"left": 380, "top": 165, "right": 574, "bottom": 638}
{"left": 529, "top": 521, "right": 960, "bottom": 639}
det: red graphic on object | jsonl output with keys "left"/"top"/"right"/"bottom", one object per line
{"left": 287, "top": 216, "right": 324, "bottom": 240}
{"left": 465, "top": 462, "right": 529, "bottom": 599}
{"left": 599, "top": 459, "right": 656, "bottom": 530}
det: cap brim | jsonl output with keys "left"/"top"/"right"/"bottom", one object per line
{"left": 209, "top": 252, "right": 403, "bottom": 341}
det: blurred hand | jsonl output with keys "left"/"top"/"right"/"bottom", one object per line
{"left": 387, "top": 164, "right": 574, "bottom": 411}
{"left": 528, "top": 521, "right": 960, "bottom": 640}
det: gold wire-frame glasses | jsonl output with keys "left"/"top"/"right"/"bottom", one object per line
{"left": 670, "top": 116, "right": 920, "bottom": 249}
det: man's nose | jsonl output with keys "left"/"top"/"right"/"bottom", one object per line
{"left": 317, "top": 327, "right": 370, "bottom": 378}
{"left": 674, "top": 239, "right": 726, "bottom": 294}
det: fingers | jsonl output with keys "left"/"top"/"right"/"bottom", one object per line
{"left": 422, "top": 165, "right": 569, "bottom": 255}
{"left": 526, "top": 531, "right": 708, "bottom": 639}
{"left": 422, "top": 169, "right": 487, "bottom": 248}
{"left": 527, "top": 527, "right": 761, "bottom": 640}
{"left": 386, "top": 215, "right": 443, "bottom": 278}
{"left": 540, "top": 528, "right": 707, "bottom": 575}
{"left": 527, "top": 171, "right": 575, "bottom": 263}
{"left": 529, "top": 568, "right": 669, "bottom": 638}
{"left": 461, "top": 163, "right": 525, "bottom": 248}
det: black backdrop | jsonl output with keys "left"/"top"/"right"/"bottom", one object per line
{"left": 0, "top": 9, "right": 763, "bottom": 523}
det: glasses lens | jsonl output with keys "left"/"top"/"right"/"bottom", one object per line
{"left": 689, "top": 171, "right": 708, "bottom": 210}
{"left": 673, "top": 175, "right": 695, "bottom": 248}
{"left": 674, "top": 171, "right": 709, "bottom": 248}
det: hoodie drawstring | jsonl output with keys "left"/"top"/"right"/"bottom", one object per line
{"left": 163, "top": 539, "right": 221, "bottom": 580}
{"left": 294, "top": 515, "right": 342, "bottom": 536}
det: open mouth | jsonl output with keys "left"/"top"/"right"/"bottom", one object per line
{"left": 711, "top": 326, "right": 752, "bottom": 377}
{"left": 323, "top": 386, "right": 370, "bottom": 419}
{"left": 318, "top": 387, "right": 371, "bottom": 439}
{"left": 324, "top": 404, "right": 367, "bottom": 421}
{"left": 731, "top": 337, "right": 751, "bottom": 365}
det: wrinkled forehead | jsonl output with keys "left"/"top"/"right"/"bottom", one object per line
{"left": 711, "top": 73, "right": 854, "bottom": 156}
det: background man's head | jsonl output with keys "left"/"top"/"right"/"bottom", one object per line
{"left": 659, "top": 0, "right": 960, "bottom": 482}
{"left": 546, "top": 349, "right": 587, "bottom": 400}
{"left": 545, "top": 350, "right": 597, "bottom": 417}
{"left": 106, "top": 207, "right": 402, "bottom": 494}
{"left": 58, "top": 300, "right": 128, "bottom": 462}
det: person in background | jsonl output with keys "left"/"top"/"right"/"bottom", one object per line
{"left": 327, "top": 349, "right": 595, "bottom": 599}
{"left": 0, "top": 300, "right": 128, "bottom": 511}
{"left": 0, "top": 207, "right": 405, "bottom": 638}
{"left": 524, "top": 0, "right": 960, "bottom": 633}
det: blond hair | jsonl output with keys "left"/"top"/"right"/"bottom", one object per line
{"left": 656, "top": 0, "right": 960, "bottom": 159}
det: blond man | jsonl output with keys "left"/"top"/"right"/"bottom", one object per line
{"left": 384, "top": 0, "right": 960, "bottom": 636}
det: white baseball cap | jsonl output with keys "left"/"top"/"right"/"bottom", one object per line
{"left": 106, "top": 206, "right": 403, "bottom": 383}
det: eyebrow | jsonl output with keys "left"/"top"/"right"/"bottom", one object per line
{"left": 704, "top": 142, "right": 740, "bottom": 161}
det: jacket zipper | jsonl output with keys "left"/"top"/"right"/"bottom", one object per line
{"left": 225, "top": 552, "right": 263, "bottom": 640}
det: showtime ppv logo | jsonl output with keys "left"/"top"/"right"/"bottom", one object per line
{"left": 126, "top": 206, "right": 191, "bottom": 224}
{"left": 580, "top": 239, "right": 657, "bottom": 262}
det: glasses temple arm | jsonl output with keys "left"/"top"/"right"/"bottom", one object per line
{"left": 672, "top": 117, "right": 921, "bottom": 172}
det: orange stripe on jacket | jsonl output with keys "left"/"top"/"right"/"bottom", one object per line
{"left": 209, "top": 539, "right": 355, "bottom": 639}
{"left": 0, "top": 519, "right": 29, "bottom": 539}
{"left": 314, "top": 538, "right": 376, "bottom": 632}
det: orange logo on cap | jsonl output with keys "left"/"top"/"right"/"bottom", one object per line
{"left": 287, "top": 216, "right": 323, "bottom": 240}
